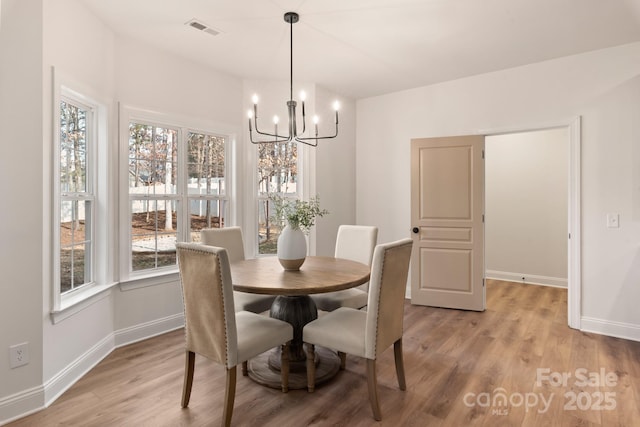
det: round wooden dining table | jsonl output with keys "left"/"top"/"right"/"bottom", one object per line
{"left": 230, "top": 256, "right": 370, "bottom": 389}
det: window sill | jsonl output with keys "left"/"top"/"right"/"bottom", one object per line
{"left": 51, "top": 282, "right": 118, "bottom": 324}
{"left": 119, "top": 271, "right": 180, "bottom": 292}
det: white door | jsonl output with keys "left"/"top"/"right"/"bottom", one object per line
{"left": 410, "top": 135, "right": 485, "bottom": 311}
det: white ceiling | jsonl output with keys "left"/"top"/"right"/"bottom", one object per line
{"left": 78, "top": 0, "right": 640, "bottom": 100}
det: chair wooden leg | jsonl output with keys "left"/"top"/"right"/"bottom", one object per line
{"left": 281, "top": 342, "right": 290, "bottom": 393}
{"left": 181, "top": 351, "right": 195, "bottom": 408}
{"left": 338, "top": 351, "right": 346, "bottom": 370}
{"left": 366, "top": 359, "right": 382, "bottom": 421}
{"left": 393, "top": 338, "right": 407, "bottom": 390}
{"left": 222, "top": 367, "right": 237, "bottom": 427}
{"left": 242, "top": 361, "right": 248, "bottom": 376}
{"left": 305, "top": 344, "right": 316, "bottom": 393}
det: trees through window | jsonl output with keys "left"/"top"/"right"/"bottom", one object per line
{"left": 257, "top": 140, "right": 298, "bottom": 254}
{"left": 59, "top": 99, "right": 94, "bottom": 293}
{"left": 124, "top": 115, "right": 228, "bottom": 276}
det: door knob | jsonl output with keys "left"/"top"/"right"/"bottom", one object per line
{"left": 412, "top": 227, "right": 419, "bottom": 234}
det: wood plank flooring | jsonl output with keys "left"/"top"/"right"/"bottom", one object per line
{"left": 8, "top": 280, "right": 640, "bottom": 426}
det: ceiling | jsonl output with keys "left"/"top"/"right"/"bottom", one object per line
{"left": 78, "top": 0, "right": 640, "bottom": 100}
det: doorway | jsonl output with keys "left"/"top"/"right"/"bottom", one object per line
{"left": 485, "top": 128, "right": 569, "bottom": 288}
{"left": 410, "top": 118, "right": 581, "bottom": 328}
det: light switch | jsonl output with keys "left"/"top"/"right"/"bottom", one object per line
{"left": 606, "top": 213, "right": 620, "bottom": 228}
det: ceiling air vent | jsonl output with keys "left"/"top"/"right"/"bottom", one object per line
{"left": 185, "top": 19, "right": 220, "bottom": 36}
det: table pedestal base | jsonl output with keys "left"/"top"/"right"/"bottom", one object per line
{"left": 248, "top": 346, "right": 340, "bottom": 390}
{"left": 247, "top": 295, "right": 341, "bottom": 389}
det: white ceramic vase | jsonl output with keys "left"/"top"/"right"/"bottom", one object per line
{"left": 277, "top": 224, "right": 307, "bottom": 270}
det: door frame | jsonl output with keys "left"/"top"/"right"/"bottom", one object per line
{"left": 480, "top": 116, "right": 581, "bottom": 329}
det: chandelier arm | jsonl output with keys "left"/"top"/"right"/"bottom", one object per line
{"left": 294, "top": 137, "right": 318, "bottom": 147}
{"left": 295, "top": 123, "right": 339, "bottom": 141}
{"left": 252, "top": 117, "right": 289, "bottom": 139}
{"left": 249, "top": 131, "right": 292, "bottom": 145}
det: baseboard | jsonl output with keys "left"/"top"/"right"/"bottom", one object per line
{"left": 1, "top": 313, "right": 184, "bottom": 426}
{"left": 42, "top": 333, "right": 115, "bottom": 407}
{"left": 485, "top": 270, "right": 567, "bottom": 288}
{"left": 581, "top": 316, "right": 640, "bottom": 342}
{"left": 114, "top": 313, "right": 184, "bottom": 348}
{"left": 0, "top": 385, "right": 44, "bottom": 426}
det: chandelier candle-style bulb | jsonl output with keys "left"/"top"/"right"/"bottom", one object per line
{"left": 248, "top": 11, "right": 340, "bottom": 147}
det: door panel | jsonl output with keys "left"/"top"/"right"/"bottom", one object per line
{"left": 411, "top": 135, "right": 485, "bottom": 311}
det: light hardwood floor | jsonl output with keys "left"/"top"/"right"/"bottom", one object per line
{"left": 8, "top": 280, "right": 640, "bottom": 426}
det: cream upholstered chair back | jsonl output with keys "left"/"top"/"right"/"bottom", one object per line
{"left": 201, "top": 226, "right": 245, "bottom": 263}
{"left": 334, "top": 225, "right": 378, "bottom": 292}
{"left": 364, "top": 238, "right": 413, "bottom": 359}
{"left": 201, "top": 226, "right": 276, "bottom": 314}
{"left": 176, "top": 243, "right": 239, "bottom": 368}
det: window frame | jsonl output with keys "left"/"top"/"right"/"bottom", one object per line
{"left": 119, "top": 106, "right": 235, "bottom": 284}
{"left": 52, "top": 70, "right": 113, "bottom": 317}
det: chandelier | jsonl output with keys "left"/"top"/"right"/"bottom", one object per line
{"left": 248, "top": 12, "right": 339, "bottom": 147}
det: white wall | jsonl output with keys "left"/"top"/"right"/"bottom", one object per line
{"left": 0, "top": 0, "right": 44, "bottom": 413}
{"left": 485, "top": 129, "right": 569, "bottom": 287}
{"left": 356, "top": 42, "right": 640, "bottom": 338}
{"left": 314, "top": 85, "right": 356, "bottom": 256}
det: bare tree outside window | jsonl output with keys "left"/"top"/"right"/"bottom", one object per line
{"left": 187, "top": 132, "right": 227, "bottom": 241}
{"left": 257, "top": 140, "right": 298, "bottom": 254}
{"left": 128, "top": 123, "right": 178, "bottom": 271}
{"left": 59, "top": 100, "right": 92, "bottom": 293}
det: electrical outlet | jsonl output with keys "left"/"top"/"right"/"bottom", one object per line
{"left": 9, "top": 343, "right": 29, "bottom": 368}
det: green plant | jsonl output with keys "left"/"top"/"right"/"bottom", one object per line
{"left": 269, "top": 194, "right": 329, "bottom": 234}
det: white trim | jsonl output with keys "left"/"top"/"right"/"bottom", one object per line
{"left": 485, "top": 270, "right": 567, "bottom": 288}
{"left": 567, "top": 117, "right": 582, "bottom": 330}
{"left": 118, "top": 272, "right": 179, "bottom": 292}
{"left": 50, "top": 283, "right": 115, "bottom": 324}
{"left": 581, "top": 317, "right": 640, "bottom": 342}
{"left": 0, "top": 386, "right": 44, "bottom": 427}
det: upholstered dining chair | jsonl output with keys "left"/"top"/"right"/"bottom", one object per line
{"left": 303, "top": 238, "right": 413, "bottom": 421}
{"left": 176, "top": 243, "right": 293, "bottom": 427}
{"left": 311, "top": 225, "right": 378, "bottom": 311}
{"left": 201, "top": 227, "right": 276, "bottom": 313}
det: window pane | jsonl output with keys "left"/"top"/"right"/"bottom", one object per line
{"left": 258, "top": 198, "right": 282, "bottom": 255}
{"left": 131, "top": 199, "right": 178, "bottom": 271}
{"left": 257, "top": 141, "right": 297, "bottom": 195}
{"left": 60, "top": 100, "right": 87, "bottom": 193}
{"left": 128, "top": 123, "right": 178, "bottom": 194}
{"left": 60, "top": 200, "right": 92, "bottom": 293}
{"left": 187, "top": 132, "right": 226, "bottom": 196}
{"left": 188, "top": 199, "right": 227, "bottom": 242}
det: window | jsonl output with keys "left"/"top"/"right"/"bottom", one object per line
{"left": 122, "top": 109, "right": 230, "bottom": 279}
{"left": 128, "top": 123, "right": 179, "bottom": 272}
{"left": 257, "top": 140, "right": 298, "bottom": 254}
{"left": 58, "top": 98, "right": 94, "bottom": 293}
{"left": 52, "top": 76, "right": 111, "bottom": 317}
